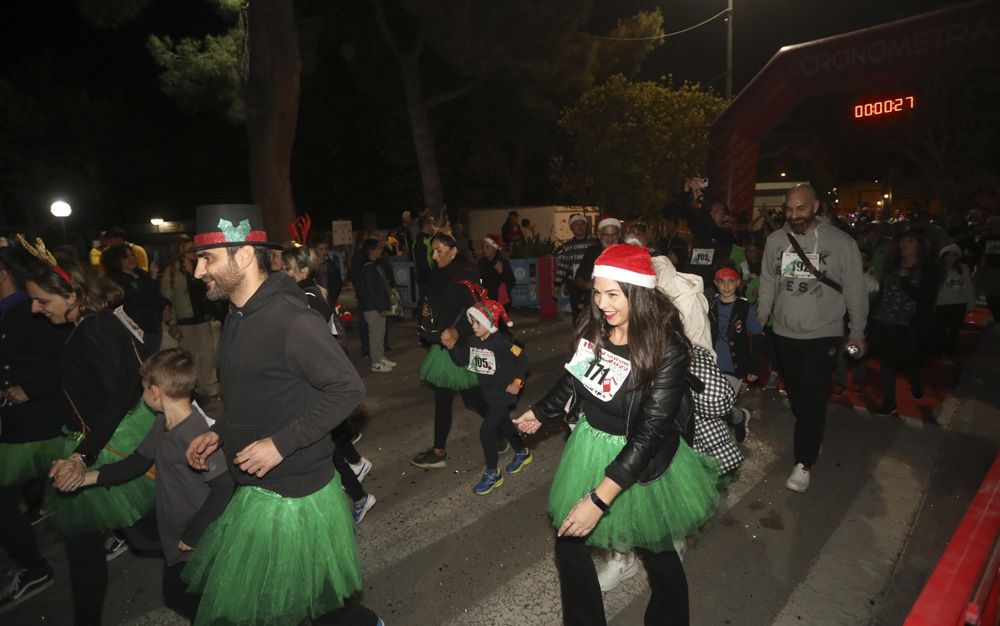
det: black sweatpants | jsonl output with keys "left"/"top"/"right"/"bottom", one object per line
{"left": 554, "top": 536, "right": 688, "bottom": 626}
{"left": 871, "top": 323, "right": 922, "bottom": 405}
{"left": 162, "top": 561, "right": 200, "bottom": 620}
{"left": 773, "top": 334, "right": 841, "bottom": 467}
{"left": 65, "top": 531, "right": 107, "bottom": 626}
{"left": 432, "top": 385, "right": 488, "bottom": 450}
{"left": 935, "top": 303, "right": 967, "bottom": 355}
{"left": 480, "top": 404, "right": 524, "bottom": 470}
{"left": 0, "top": 482, "right": 46, "bottom": 571}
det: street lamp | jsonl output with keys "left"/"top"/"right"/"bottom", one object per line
{"left": 50, "top": 200, "right": 71, "bottom": 242}
{"left": 150, "top": 217, "right": 164, "bottom": 234}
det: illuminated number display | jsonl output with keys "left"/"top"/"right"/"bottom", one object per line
{"left": 853, "top": 96, "right": 916, "bottom": 119}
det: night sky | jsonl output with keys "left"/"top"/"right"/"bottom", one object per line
{"left": 0, "top": 0, "right": 979, "bottom": 236}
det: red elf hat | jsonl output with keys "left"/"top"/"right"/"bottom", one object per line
{"left": 467, "top": 298, "right": 513, "bottom": 334}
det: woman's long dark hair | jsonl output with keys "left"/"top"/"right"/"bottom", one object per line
{"left": 24, "top": 254, "right": 123, "bottom": 320}
{"left": 431, "top": 232, "right": 471, "bottom": 268}
{"left": 884, "top": 227, "right": 930, "bottom": 277}
{"left": 575, "top": 280, "right": 691, "bottom": 391}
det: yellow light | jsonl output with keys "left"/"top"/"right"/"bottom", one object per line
{"left": 876, "top": 200, "right": 883, "bottom": 206}
{"left": 883, "top": 194, "right": 889, "bottom": 199}
{"left": 779, "top": 172, "right": 787, "bottom": 178}
{"left": 150, "top": 218, "right": 165, "bottom": 226}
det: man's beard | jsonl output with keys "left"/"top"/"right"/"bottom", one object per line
{"left": 789, "top": 215, "right": 815, "bottom": 234}
{"left": 204, "top": 261, "right": 244, "bottom": 301}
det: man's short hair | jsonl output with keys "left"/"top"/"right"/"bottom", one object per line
{"left": 225, "top": 245, "right": 270, "bottom": 274}
{"left": 140, "top": 348, "right": 197, "bottom": 399}
{"left": 106, "top": 226, "right": 128, "bottom": 240}
{"left": 362, "top": 238, "right": 379, "bottom": 254}
{"left": 787, "top": 183, "right": 818, "bottom": 202}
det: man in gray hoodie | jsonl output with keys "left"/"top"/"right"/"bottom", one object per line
{"left": 757, "top": 184, "right": 867, "bottom": 493}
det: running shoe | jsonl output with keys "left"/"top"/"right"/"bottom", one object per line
{"left": 505, "top": 449, "right": 533, "bottom": 474}
{"left": 379, "top": 357, "right": 398, "bottom": 368}
{"left": 105, "top": 534, "right": 128, "bottom": 562}
{"left": 785, "top": 463, "right": 810, "bottom": 493}
{"left": 0, "top": 564, "right": 54, "bottom": 613}
{"left": 353, "top": 494, "right": 377, "bottom": 524}
{"left": 473, "top": 470, "right": 504, "bottom": 495}
{"left": 350, "top": 457, "right": 373, "bottom": 482}
{"left": 733, "top": 407, "right": 751, "bottom": 443}
{"left": 875, "top": 402, "right": 898, "bottom": 417}
{"left": 597, "top": 551, "right": 640, "bottom": 592}
{"left": 411, "top": 449, "right": 447, "bottom": 469}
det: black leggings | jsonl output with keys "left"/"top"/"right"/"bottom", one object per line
{"left": 872, "top": 323, "right": 922, "bottom": 404}
{"left": 0, "top": 482, "right": 46, "bottom": 571}
{"left": 935, "top": 303, "right": 966, "bottom": 354}
{"left": 554, "top": 536, "right": 688, "bottom": 626}
{"left": 481, "top": 404, "right": 524, "bottom": 470}
{"left": 66, "top": 531, "right": 108, "bottom": 626}
{"left": 332, "top": 421, "right": 366, "bottom": 501}
{"left": 163, "top": 562, "right": 199, "bottom": 620}
{"left": 432, "top": 385, "right": 488, "bottom": 450}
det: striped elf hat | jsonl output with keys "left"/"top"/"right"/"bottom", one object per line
{"left": 467, "top": 298, "right": 513, "bottom": 334}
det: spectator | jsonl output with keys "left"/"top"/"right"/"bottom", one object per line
{"left": 310, "top": 235, "right": 343, "bottom": 307}
{"left": 520, "top": 218, "right": 536, "bottom": 240}
{"left": 160, "top": 236, "right": 219, "bottom": 397}
{"left": 555, "top": 214, "right": 598, "bottom": 326}
{"left": 413, "top": 215, "right": 437, "bottom": 298}
{"left": 105, "top": 227, "right": 150, "bottom": 272}
{"left": 935, "top": 243, "right": 976, "bottom": 356}
{"left": 478, "top": 235, "right": 515, "bottom": 305}
{"left": 574, "top": 215, "right": 623, "bottom": 296}
{"left": 500, "top": 211, "right": 523, "bottom": 250}
{"left": 102, "top": 243, "right": 166, "bottom": 358}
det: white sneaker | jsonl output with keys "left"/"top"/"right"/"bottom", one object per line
{"left": 597, "top": 550, "right": 640, "bottom": 592}
{"left": 371, "top": 361, "right": 393, "bottom": 373}
{"left": 350, "top": 457, "right": 373, "bottom": 482}
{"left": 785, "top": 463, "right": 810, "bottom": 493}
{"left": 379, "top": 357, "right": 397, "bottom": 367}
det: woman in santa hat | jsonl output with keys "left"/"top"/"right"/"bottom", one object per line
{"left": 478, "top": 235, "right": 516, "bottom": 306}
{"left": 515, "top": 244, "right": 718, "bottom": 626}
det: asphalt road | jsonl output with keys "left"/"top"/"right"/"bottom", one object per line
{"left": 5, "top": 312, "right": 998, "bottom": 626}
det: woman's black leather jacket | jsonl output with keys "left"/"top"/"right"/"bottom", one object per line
{"left": 532, "top": 340, "right": 694, "bottom": 489}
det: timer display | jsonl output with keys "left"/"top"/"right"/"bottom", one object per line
{"left": 854, "top": 96, "right": 915, "bottom": 119}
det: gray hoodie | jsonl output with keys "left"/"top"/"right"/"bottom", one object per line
{"left": 757, "top": 217, "right": 868, "bottom": 340}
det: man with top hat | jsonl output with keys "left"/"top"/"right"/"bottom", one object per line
{"left": 555, "top": 213, "right": 598, "bottom": 326}
{"left": 574, "top": 215, "right": 623, "bottom": 299}
{"left": 183, "top": 204, "right": 382, "bottom": 625}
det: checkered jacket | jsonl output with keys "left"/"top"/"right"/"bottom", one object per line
{"left": 689, "top": 345, "right": 744, "bottom": 474}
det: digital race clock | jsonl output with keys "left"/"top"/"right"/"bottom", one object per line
{"left": 854, "top": 96, "right": 916, "bottom": 119}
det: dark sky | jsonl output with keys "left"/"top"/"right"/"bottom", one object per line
{"left": 0, "top": 0, "right": 974, "bottom": 233}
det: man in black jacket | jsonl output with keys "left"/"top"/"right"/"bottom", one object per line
{"left": 184, "top": 205, "right": 381, "bottom": 626}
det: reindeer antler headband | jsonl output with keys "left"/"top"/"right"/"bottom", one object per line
{"left": 16, "top": 234, "right": 72, "bottom": 285}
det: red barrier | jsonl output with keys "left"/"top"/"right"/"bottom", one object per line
{"left": 905, "top": 453, "right": 1000, "bottom": 626}
{"left": 537, "top": 256, "right": 557, "bottom": 321}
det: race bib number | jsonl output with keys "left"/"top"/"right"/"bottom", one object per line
{"left": 565, "top": 339, "right": 632, "bottom": 402}
{"left": 467, "top": 347, "right": 496, "bottom": 375}
{"left": 690, "top": 248, "right": 715, "bottom": 266}
{"left": 781, "top": 251, "right": 820, "bottom": 278}
{"left": 986, "top": 241, "right": 1000, "bottom": 255}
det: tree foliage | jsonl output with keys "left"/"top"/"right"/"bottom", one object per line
{"left": 557, "top": 74, "right": 726, "bottom": 218}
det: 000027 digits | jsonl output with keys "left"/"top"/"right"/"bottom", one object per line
{"left": 853, "top": 96, "right": 915, "bottom": 118}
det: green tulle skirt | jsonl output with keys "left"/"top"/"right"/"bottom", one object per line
{"left": 419, "top": 344, "right": 478, "bottom": 390}
{"left": 548, "top": 417, "right": 720, "bottom": 553}
{"left": 47, "top": 400, "right": 156, "bottom": 536}
{"left": 183, "top": 475, "right": 363, "bottom": 626}
{"left": 0, "top": 436, "right": 66, "bottom": 487}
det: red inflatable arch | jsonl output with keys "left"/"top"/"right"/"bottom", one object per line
{"left": 707, "top": 0, "right": 1000, "bottom": 216}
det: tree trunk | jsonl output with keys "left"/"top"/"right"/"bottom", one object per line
{"left": 246, "top": 0, "right": 301, "bottom": 239}
{"left": 399, "top": 58, "right": 445, "bottom": 212}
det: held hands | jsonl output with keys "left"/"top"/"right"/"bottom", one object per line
{"left": 2, "top": 385, "right": 28, "bottom": 405}
{"left": 186, "top": 431, "right": 221, "bottom": 470}
{"left": 440, "top": 327, "right": 458, "bottom": 349}
{"left": 234, "top": 438, "right": 284, "bottom": 478}
{"left": 505, "top": 382, "right": 522, "bottom": 395}
{"left": 558, "top": 495, "right": 605, "bottom": 538}
{"left": 50, "top": 455, "right": 87, "bottom": 492}
{"left": 513, "top": 409, "right": 541, "bottom": 434}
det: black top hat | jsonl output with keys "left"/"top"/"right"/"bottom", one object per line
{"left": 190, "top": 204, "right": 283, "bottom": 251}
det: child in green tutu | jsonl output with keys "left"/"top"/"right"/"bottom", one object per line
{"left": 444, "top": 297, "right": 531, "bottom": 495}
{"left": 55, "top": 348, "right": 234, "bottom": 620}
{"left": 514, "top": 244, "right": 719, "bottom": 626}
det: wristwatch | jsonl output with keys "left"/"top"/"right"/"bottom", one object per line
{"left": 588, "top": 490, "right": 610, "bottom": 513}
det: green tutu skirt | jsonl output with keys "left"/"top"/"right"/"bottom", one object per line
{"left": 548, "top": 417, "right": 720, "bottom": 553}
{"left": 47, "top": 400, "right": 156, "bottom": 536}
{"left": 0, "top": 436, "right": 65, "bottom": 487}
{"left": 419, "top": 344, "right": 478, "bottom": 390}
{"left": 183, "top": 475, "right": 363, "bottom": 626}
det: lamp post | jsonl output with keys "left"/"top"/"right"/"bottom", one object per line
{"left": 50, "top": 200, "right": 71, "bottom": 242}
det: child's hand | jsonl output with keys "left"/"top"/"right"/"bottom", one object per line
{"left": 441, "top": 328, "right": 458, "bottom": 349}
{"left": 178, "top": 540, "right": 194, "bottom": 552}
{"left": 505, "top": 382, "right": 521, "bottom": 395}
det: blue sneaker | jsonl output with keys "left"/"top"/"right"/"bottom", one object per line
{"left": 506, "top": 449, "right": 533, "bottom": 474}
{"left": 473, "top": 470, "right": 504, "bottom": 495}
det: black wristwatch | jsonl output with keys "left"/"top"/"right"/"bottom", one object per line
{"left": 588, "top": 490, "right": 610, "bottom": 513}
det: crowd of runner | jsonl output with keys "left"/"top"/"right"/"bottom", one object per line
{"left": 1, "top": 186, "right": 998, "bottom": 625}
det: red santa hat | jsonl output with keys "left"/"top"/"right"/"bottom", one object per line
{"left": 483, "top": 234, "right": 502, "bottom": 250}
{"left": 592, "top": 244, "right": 656, "bottom": 288}
{"left": 568, "top": 213, "right": 588, "bottom": 227}
{"left": 597, "top": 215, "right": 622, "bottom": 231}
{"left": 467, "top": 298, "right": 513, "bottom": 334}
